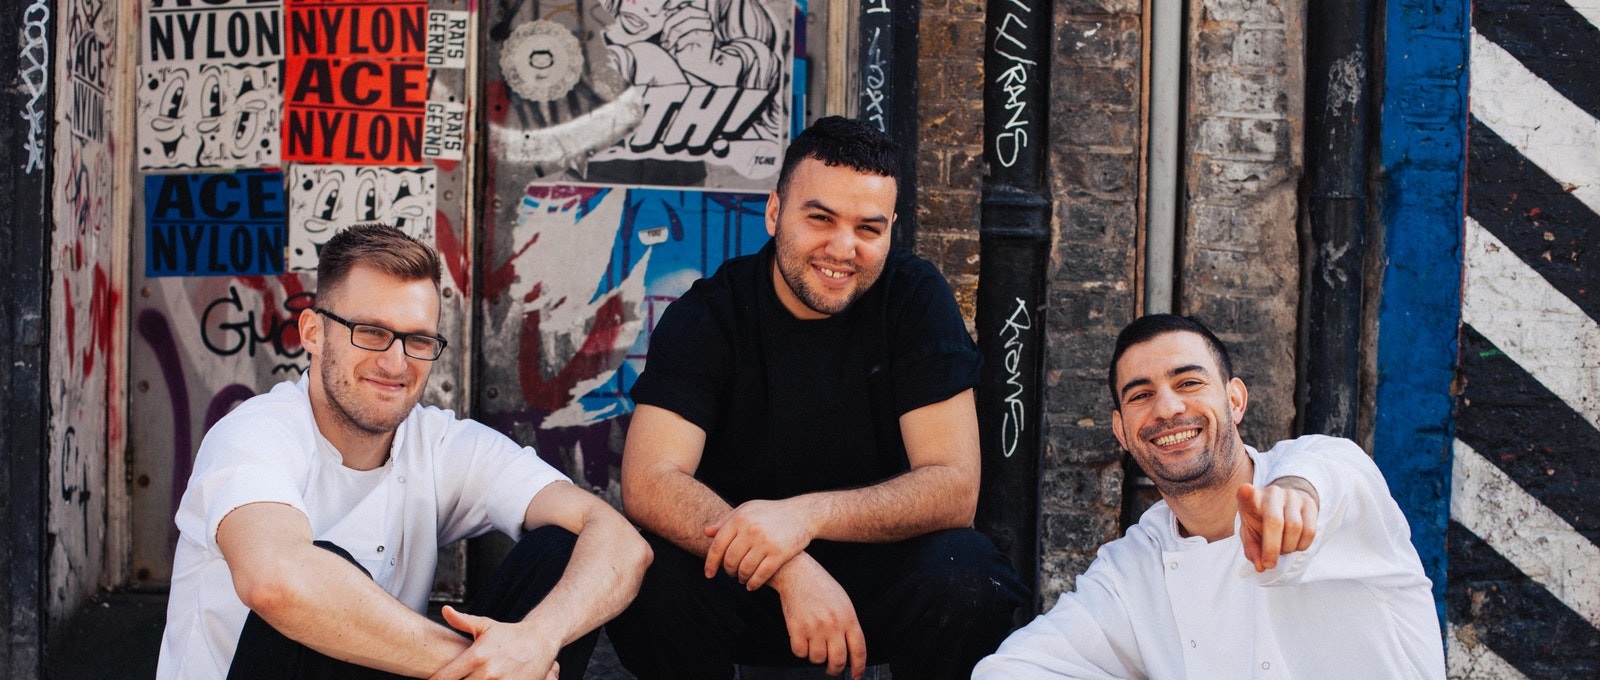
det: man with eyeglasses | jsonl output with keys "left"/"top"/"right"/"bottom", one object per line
{"left": 157, "top": 223, "right": 650, "bottom": 680}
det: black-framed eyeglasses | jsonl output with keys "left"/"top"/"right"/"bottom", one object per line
{"left": 314, "top": 308, "right": 449, "bottom": 361}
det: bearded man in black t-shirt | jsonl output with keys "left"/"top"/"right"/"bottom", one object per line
{"left": 607, "top": 116, "right": 1028, "bottom": 680}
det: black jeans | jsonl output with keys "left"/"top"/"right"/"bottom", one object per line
{"left": 607, "top": 528, "right": 1028, "bottom": 680}
{"left": 226, "top": 526, "right": 598, "bottom": 680}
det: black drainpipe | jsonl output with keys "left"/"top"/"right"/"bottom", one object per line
{"left": 974, "top": 0, "right": 1049, "bottom": 611}
{"left": 1297, "top": 0, "right": 1376, "bottom": 438}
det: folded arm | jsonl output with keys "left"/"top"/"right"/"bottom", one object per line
{"left": 218, "top": 502, "right": 468, "bottom": 677}
{"left": 432, "top": 481, "right": 652, "bottom": 679}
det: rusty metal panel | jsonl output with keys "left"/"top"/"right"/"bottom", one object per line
{"left": 476, "top": 0, "right": 797, "bottom": 500}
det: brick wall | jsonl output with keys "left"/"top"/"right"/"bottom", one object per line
{"left": 1036, "top": 0, "right": 1144, "bottom": 605}
{"left": 1183, "top": 0, "right": 1304, "bottom": 446}
{"left": 914, "top": 0, "right": 986, "bottom": 320}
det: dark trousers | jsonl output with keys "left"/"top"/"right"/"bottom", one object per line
{"left": 227, "top": 526, "right": 599, "bottom": 680}
{"left": 607, "top": 528, "right": 1028, "bottom": 680}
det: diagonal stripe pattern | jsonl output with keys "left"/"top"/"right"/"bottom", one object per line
{"left": 1454, "top": 2, "right": 1600, "bottom": 676}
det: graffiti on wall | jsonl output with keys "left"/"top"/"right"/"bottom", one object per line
{"left": 1444, "top": 2, "right": 1600, "bottom": 676}
{"left": 138, "top": 0, "right": 283, "bottom": 170}
{"left": 486, "top": 0, "right": 791, "bottom": 191}
{"left": 48, "top": 0, "right": 123, "bottom": 618}
{"left": 21, "top": 0, "right": 50, "bottom": 173}
{"left": 478, "top": 184, "right": 771, "bottom": 487}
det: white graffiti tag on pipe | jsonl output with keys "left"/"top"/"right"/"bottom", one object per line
{"left": 999, "top": 296, "right": 1030, "bottom": 458}
{"left": 20, "top": 0, "right": 51, "bottom": 174}
{"left": 992, "top": 0, "right": 1036, "bottom": 169}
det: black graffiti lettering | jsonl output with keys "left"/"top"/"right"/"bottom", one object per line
{"left": 632, "top": 85, "right": 772, "bottom": 155}
{"left": 201, "top": 287, "right": 312, "bottom": 358}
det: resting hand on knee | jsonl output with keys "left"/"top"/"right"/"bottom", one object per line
{"left": 770, "top": 556, "right": 867, "bottom": 680}
{"left": 429, "top": 605, "right": 561, "bottom": 680}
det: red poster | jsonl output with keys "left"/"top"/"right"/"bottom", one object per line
{"left": 282, "top": 0, "right": 429, "bottom": 165}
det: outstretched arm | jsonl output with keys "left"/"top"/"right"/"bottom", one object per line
{"left": 431, "top": 482, "right": 652, "bottom": 679}
{"left": 1237, "top": 476, "right": 1320, "bottom": 572}
{"left": 218, "top": 502, "right": 469, "bottom": 677}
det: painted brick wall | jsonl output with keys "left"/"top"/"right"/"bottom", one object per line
{"left": 1445, "top": 0, "right": 1600, "bottom": 674}
{"left": 1182, "top": 0, "right": 1303, "bottom": 446}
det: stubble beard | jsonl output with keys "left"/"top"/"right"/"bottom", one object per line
{"left": 319, "top": 341, "right": 417, "bottom": 436}
{"left": 1138, "top": 414, "right": 1243, "bottom": 499}
{"left": 773, "top": 223, "right": 882, "bottom": 317}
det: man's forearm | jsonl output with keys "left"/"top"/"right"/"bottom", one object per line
{"left": 518, "top": 509, "right": 652, "bottom": 647}
{"left": 624, "top": 464, "right": 735, "bottom": 557}
{"left": 795, "top": 462, "right": 977, "bottom": 544}
{"left": 247, "top": 543, "right": 467, "bottom": 677}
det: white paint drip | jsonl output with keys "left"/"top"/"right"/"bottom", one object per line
{"left": 1470, "top": 30, "right": 1600, "bottom": 217}
{"left": 1452, "top": 440, "right": 1600, "bottom": 629}
{"left": 1463, "top": 218, "right": 1600, "bottom": 433}
{"left": 1445, "top": 622, "right": 1530, "bottom": 680}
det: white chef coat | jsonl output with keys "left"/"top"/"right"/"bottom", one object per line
{"left": 974, "top": 435, "right": 1445, "bottom": 679}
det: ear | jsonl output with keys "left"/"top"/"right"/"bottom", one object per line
{"left": 298, "top": 307, "right": 322, "bottom": 358}
{"left": 1111, "top": 408, "right": 1129, "bottom": 451}
{"left": 765, "top": 190, "right": 780, "bottom": 237}
{"left": 1227, "top": 377, "right": 1248, "bottom": 424}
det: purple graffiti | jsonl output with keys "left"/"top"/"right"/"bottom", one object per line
{"left": 205, "top": 384, "right": 257, "bottom": 431}
{"left": 137, "top": 309, "right": 193, "bottom": 526}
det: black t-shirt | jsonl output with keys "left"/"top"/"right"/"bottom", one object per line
{"left": 630, "top": 239, "right": 981, "bottom": 505}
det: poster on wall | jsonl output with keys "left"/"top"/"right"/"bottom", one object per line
{"left": 282, "top": 0, "right": 430, "bottom": 165}
{"left": 286, "top": 165, "right": 437, "bottom": 270}
{"left": 477, "top": 182, "right": 770, "bottom": 487}
{"left": 136, "top": 0, "right": 284, "bottom": 170}
{"left": 145, "top": 171, "right": 287, "bottom": 277}
{"left": 487, "top": 0, "right": 793, "bottom": 191}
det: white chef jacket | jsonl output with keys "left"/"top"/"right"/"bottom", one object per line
{"left": 156, "top": 376, "right": 567, "bottom": 679}
{"left": 974, "top": 435, "right": 1445, "bottom": 679}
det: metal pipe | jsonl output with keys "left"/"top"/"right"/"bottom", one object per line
{"left": 1144, "top": 0, "right": 1184, "bottom": 314}
{"left": 1297, "top": 0, "right": 1374, "bottom": 438}
{"left": 975, "top": 0, "right": 1050, "bottom": 612}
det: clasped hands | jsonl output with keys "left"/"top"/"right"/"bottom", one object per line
{"left": 703, "top": 498, "right": 867, "bottom": 680}
{"left": 1237, "top": 476, "right": 1321, "bottom": 573}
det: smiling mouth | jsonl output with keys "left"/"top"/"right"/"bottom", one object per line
{"left": 818, "top": 265, "right": 852, "bottom": 279}
{"left": 1152, "top": 429, "right": 1200, "bottom": 447}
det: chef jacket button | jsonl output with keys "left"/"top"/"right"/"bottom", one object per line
{"left": 377, "top": 545, "right": 385, "bottom": 553}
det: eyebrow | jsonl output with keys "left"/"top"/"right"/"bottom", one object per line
{"left": 1118, "top": 364, "right": 1210, "bottom": 401}
{"left": 800, "top": 199, "right": 890, "bottom": 226}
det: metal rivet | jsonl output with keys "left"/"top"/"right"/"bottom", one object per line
{"left": 487, "top": 387, "right": 499, "bottom": 399}
{"left": 443, "top": 288, "right": 454, "bottom": 299}
{"left": 441, "top": 382, "right": 453, "bottom": 393}
{"left": 137, "top": 475, "right": 151, "bottom": 488}
{"left": 138, "top": 381, "right": 149, "bottom": 393}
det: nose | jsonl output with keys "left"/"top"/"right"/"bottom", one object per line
{"left": 1150, "top": 387, "right": 1186, "bottom": 420}
{"left": 376, "top": 340, "right": 409, "bottom": 373}
{"left": 823, "top": 227, "right": 857, "bottom": 261}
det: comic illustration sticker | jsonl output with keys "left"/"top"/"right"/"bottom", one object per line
{"left": 286, "top": 165, "right": 437, "bottom": 270}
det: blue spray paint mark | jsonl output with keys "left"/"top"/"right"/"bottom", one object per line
{"left": 1375, "top": 0, "right": 1469, "bottom": 628}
